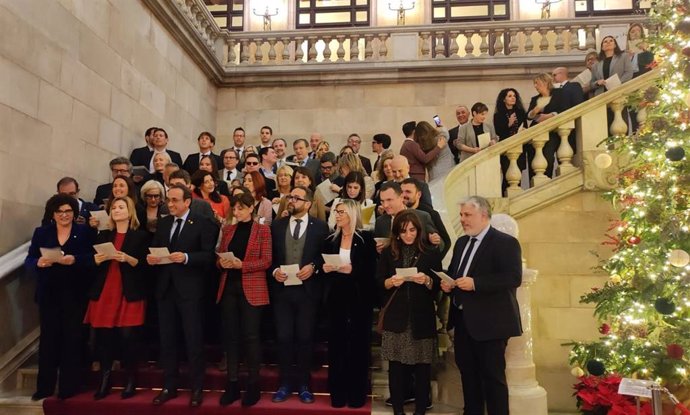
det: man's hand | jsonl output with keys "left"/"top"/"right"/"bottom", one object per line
{"left": 376, "top": 241, "right": 385, "bottom": 254}
{"left": 456, "top": 276, "right": 475, "bottom": 291}
{"left": 322, "top": 264, "right": 338, "bottom": 273}
{"left": 219, "top": 257, "right": 234, "bottom": 269}
{"left": 147, "top": 254, "right": 161, "bottom": 265}
{"left": 168, "top": 252, "right": 186, "bottom": 264}
{"left": 440, "top": 280, "right": 454, "bottom": 293}
{"left": 296, "top": 264, "right": 314, "bottom": 281}
{"left": 274, "top": 269, "right": 288, "bottom": 283}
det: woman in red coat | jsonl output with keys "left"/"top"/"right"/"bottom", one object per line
{"left": 216, "top": 192, "right": 272, "bottom": 407}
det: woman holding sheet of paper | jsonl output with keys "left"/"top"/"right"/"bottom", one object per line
{"left": 377, "top": 210, "right": 441, "bottom": 415}
{"left": 456, "top": 102, "right": 498, "bottom": 163}
{"left": 215, "top": 192, "right": 272, "bottom": 407}
{"left": 322, "top": 199, "right": 377, "bottom": 408}
{"left": 526, "top": 74, "right": 566, "bottom": 179}
{"left": 327, "top": 172, "right": 375, "bottom": 231}
{"left": 590, "top": 35, "right": 634, "bottom": 97}
{"left": 25, "top": 193, "right": 95, "bottom": 401}
{"left": 84, "top": 196, "right": 150, "bottom": 400}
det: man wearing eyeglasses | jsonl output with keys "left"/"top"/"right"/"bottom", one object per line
{"left": 55, "top": 177, "right": 100, "bottom": 226}
{"left": 269, "top": 186, "right": 329, "bottom": 404}
{"left": 244, "top": 152, "right": 277, "bottom": 199}
{"left": 219, "top": 149, "right": 242, "bottom": 185}
{"left": 93, "top": 157, "right": 134, "bottom": 207}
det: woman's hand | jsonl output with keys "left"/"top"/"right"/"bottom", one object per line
{"left": 322, "top": 264, "right": 338, "bottom": 273}
{"left": 56, "top": 255, "right": 75, "bottom": 266}
{"left": 338, "top": 263, "right": 352, "bottom": 274}
{"left": 113, "top": 251, "right": 127, "bottom": 263}
{"left": 437, "top": 136, "right": 447, "bottom": 149}
{"left": 410, "top": 272, "right": 428, "bottom": 285}
{"left": 388, "top": 275, "right": 405, "bottom": 288}
{"left": 230, "top": 258, "right": 243, "bottom": 269}
{"left": 219, "top": 257, "right": 234, "bottom": 269}
{"left": 94, "top": 253, "right": 108, "bottom": 265}
{"left": 37, "top": 256, "right": 55, "bottom": 268}
{"left": 88, "top": 216, "right": 100, "bottom": 229}
{"left": 596, "top": 79, "right": 606, "bottom": 86}
{"left": 280, "top": 209, "right": 289, "bottom": 218}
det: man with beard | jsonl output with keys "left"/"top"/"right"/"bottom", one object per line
{"left": 269, "top": 186, "right": 329, "bottom": 404}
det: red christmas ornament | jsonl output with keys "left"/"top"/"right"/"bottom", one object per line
{"left": 667, "top": 344, "right": 684, "bottom": 360}
{"left": 627, "top": 236, "right": 641, "bottom": 245}
{"left": 599, "top": 324, "right": 611, "bottom": 335}
{"left": 683, "top": 46, "right": 690, "bottom": 57}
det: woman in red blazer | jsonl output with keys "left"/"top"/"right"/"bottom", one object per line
{"left": 216, "top": 192, "right": 272, "bottom": 407}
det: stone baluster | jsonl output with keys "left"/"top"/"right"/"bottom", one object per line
{"left": 529, "top": 133, "right": 550, "bottom": 186}
{"left": 585, "top": 26, "right": 596, "bottom": 50}
{"left": 538, "top": 28, "right": 549, "bottom": 54}
{"left": 569, "top": 27, "right": 580, "bottom": 51}
{"left": 556, "top": 121, "right": 575, "bottom": 174}
{"left": 323, "top": 36, "right": 333, "bottom": 62}
{"left": 554, "top": 27, "right": 565, "bottom": 53}
{"left": 227, "top": 39, "right": 237, "bottom": 66}
{"left": 281, "top": 37, "right": 291, "bottom": 62}
{"left": 494, "top": 30, "right": 504, "bottom": 56}
{"left": 364, "top": 34, "right": 374, "bottom": 60}
{"left": 295, "top": 36, "right": 305, "bottom": 62}
{"left": 420, "top": 32, "right": 431, "bottom": 58}
{"left": 508, "top": 30, "right": 518, "bottom": 55}
{"left": 449, "top": 31, "right": 460, "bottom": 57}
{"left": 253, "top": 38, "right": 263, "bottom": 64}
{"left": 524, "top": 28, "right": 534, "bottom": 55}
{"left": 505, "top": 146, "right": 524, "bottom": 197}
{"left": 267, "top": 38, "right": 277, "bottom": 62}
{"left": 435, "top": 32, "right": 446, "bottom": 58}
{"left": 465, "top": 30, "right": 475, "bottom": 57}
{"left": 307, "top": 36, "right": 318, "bottom": 62}
{"left": 378, "top": 34, "right": 388, "bottom": 59}
{"left": 336, "top": 35, "right": 346, "bottom": 62}
{"left": 608, "top": 98, "right": 628, "bottom": 136}
{"left": 350, "top": 35, "right": 360, "bottom": 61}
{"left": 479, "top": 30, "right": 489, "bottom": 56}
{"left": 239, "top": 39, "right": 250, "bottom": 64}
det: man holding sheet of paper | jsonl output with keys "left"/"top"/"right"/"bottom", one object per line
{"left": 440, "top": 196, "right": 522, "bottom": 415}
{"left": 269, "top": 186, "right": 329, "bottom": 404}
{"left": 146, "top": 184, "right": 218, "bottom": 407}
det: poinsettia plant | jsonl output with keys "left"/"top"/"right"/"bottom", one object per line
{"left": 573, "top": 374, "right": 653, "bottom": 415}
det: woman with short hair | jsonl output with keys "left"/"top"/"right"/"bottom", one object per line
{"left": 457, "top": 102, "right": 498, "bottom": 162}
{"left": 139, "top": 180, "right": 165, "bottom": 234}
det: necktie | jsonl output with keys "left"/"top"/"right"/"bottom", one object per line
{"left": 170, "top": 218, "right": 183, "bottom": 249}
{"left": 226, "top": 171, "right": 232, "bottom": 180}
{"left": 292, "top": 219, "right": 302, "bottom": 240}
{"left": 456, "top": 237, "right": 477, "bottom": 277}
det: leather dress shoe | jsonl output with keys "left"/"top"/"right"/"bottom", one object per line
{"left": 31, "top": 391, "right": 51, "bottom": 401}
{"left": 298, "top": 385, "right": 314, "bottom": 404}
{"left": 271, "top": 386, "right": 290, "bottom": 403}
{"left": 190, "top": 389, "right": 203, "bottom": 407}
{"left": 152, "top": 388, "right": 178, "bottom": 405}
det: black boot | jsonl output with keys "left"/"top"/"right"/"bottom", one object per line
{"left": 121, "top": 370, "right": 136, "bottom": 399}
{"left": 219, "top": 381, "right": 240, "bottom": 407}
{"left": 93, "top": 370, "right": 111, "bottom": 400}
{"left": 241, "top": 381, "right": 261, "bottom": 407}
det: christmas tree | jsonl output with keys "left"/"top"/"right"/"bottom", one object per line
{"left": 567, "top": 0, "right": 690, "bottom": 410}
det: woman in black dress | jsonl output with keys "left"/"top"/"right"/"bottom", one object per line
{"left": 494, "top": 88, "right": 528, "bottom": 194}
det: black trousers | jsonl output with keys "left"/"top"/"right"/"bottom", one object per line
{"left": 272, "top": 286, "right": 318, "bottom": 388}
{"left": 452, "top": 308, "right": 509, "bottom": 415}
{"left": 389, "top": 361, "right": 431, "bottom": 414}
{"left": 327, "top": 281, "right": 372, "bottom": 407}
{"left": 93, "top": 326, "right": 140, "bottom": 373}
{"left": 36, "top": 288, "right": 85, "bottom": 397}
{"left": 157, "top": 288, "right": 205, "bottom": 390}
{"left": 220, "top": 279, "right": 263, "bottom": 384}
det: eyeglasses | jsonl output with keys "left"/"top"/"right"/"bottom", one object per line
{"left": 321, "top": 165, "right": 333, "bottom": 170}
{"left": 334, "top": 209, "right": 347, "bottom": 216}
{"left": 112, "top": 169, "right": 130, "bottom": 174}
{"left": 245, "top": 161, "right": 259, "bottom": 166}
{"left": 224, "top": 156, "right": 237, "bottom": 160}
{"left": 145, "top": 194, "right": 161, "bottom": 199}
{"left": 287, "top": 195, "right": 307, "bottom": 202}
{"left": 55, "top": 209, "right": 74, "bottom": 216}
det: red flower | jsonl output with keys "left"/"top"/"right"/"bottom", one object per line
{"left": 599, "top": 324, "right": 611, "bottom": 335}
{"left": 573, "top": 374, "right": 652, "bottom": 415}
{"left": 667, "top": 344, "right": 684, "bottom": 359}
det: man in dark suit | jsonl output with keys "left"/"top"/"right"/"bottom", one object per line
{"left": 128, "top": 127, "right": 157, "bottom": 182}
{"left": 269, "top": 186, "right": 330, "bottom": 404}
{"left": 147, "top": 184, "right": 218, "bottom": 407}
{"left": 448, "top": 105, "right": 470, "bottom": 164}
{"left": 390, "top": 155, "right": 433, "bottom": 208}
{"left": 401, "top": 178, "right": 450, "bottom": 258}
{"left": 56, "top": 177, "right": 100, "bottom": 225}
{"left": 94, "top": 157, "right": 133, "bottom": 206}
{"left": 441, "top": 196, "right": 522, "bottom": 415}
{"left": 182, "top": 131, "right": 222, "bottom": 175}
{"left": 371, "top": 133, "right": 391, "bottom": 172}
{"left": 347, "top": 133, "right": 372, "bottom": 175}
{"left": 130, "top": 128, "right": 183, "bottom": 175}
{"left": 552, "top": 67, "right": 585, "bottom": 157}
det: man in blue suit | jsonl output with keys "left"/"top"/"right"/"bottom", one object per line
{"left": 441, "top": 196, "right": 522, "bottom": 415}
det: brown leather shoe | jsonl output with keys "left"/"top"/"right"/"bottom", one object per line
{"left": 152, "top": 388, "right": 178, "bottom": 405}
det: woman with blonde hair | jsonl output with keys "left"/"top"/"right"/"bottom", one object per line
{"left": 332, "top": 153, "right": 375, "bottom": 199}
{"left": 526, "top": 74, "right": 565, "bottom": 178}
{"left": 272, "top": 165, "right": 294, "bottom": 204}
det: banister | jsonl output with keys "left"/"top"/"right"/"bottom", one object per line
{"left": 0, "top": 242, "right": 30, "bottom": 282}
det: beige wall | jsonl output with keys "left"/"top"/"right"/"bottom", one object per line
{"left": 518, "top": 191, "right": 617, "bottom": 411}
{"left": 216, "top": 78, "right": 537, "bottom": 157}
{"left": 0, "top": 0, "right": 217, "bottom": 254}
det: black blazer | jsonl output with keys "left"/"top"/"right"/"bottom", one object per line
{"left": 182, "top": 152, "right": 223, "bottom": 175}
{"left": 322, "top": 230, "right": 378, "bottom": 307}
{"left": 358, "top": 154, "right": 372, "bottom": 175}
{"left": 493, "top": 108, "right": 528, "bottom": 141}
{"left": 269, "top": 215, "right": 330, "bottom": 300}
{"left": 150, "top": 211, "right": 219, "bottom": 300}
{"left": 560, "top": 81, "right": 584, "bottom": 111}
{"left": 527, "top": 89, "right": 565, "bottom": 127}
{"left": 447, "top": 227, "right": 523, "bottom": 341}
{"left": 94, "top": 183, "right": 112, "bottom": 206}
{"left": 416, "top": 202, "right": 451, "bottom": 258}
{"left": 448, "top": 125, "right": 461, "bottom": 164}
{"left": 376, "top": 246, "right": 441, "bottom": 339}
{"left": 88, "top": 229, "right": 151, "bottom": 301}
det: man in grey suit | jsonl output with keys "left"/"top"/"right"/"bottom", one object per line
{"left": 374, "top": 181, "right": 443, "bottom": 254}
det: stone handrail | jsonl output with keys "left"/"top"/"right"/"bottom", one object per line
{"left": 442, "top": 69, "right": 660, "bottom": 235}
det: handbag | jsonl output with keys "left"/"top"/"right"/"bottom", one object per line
{"left": 376, "top": 288, "right": 398, "bottom": 334}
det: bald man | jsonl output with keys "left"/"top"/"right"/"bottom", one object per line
{"left": 308, "top": 132, "right": 322, "bottom": 159}
{"left": 390, "top": 155, "right": 433, "bottom": 208}
{"left": 448, "top": 105, "right": 470, "bottom": 164}
{"left": 552, "top": 67, "right": 583, "bottom": 156}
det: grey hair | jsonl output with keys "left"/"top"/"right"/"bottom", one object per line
{"left": 140, "top": 180, "right": 165, "bottom": 200}
{"left": 460, "top": 195, "right": 492, "bottom": 218}
{"left": 109, "top": 157, "right": 132, "bottom": 169}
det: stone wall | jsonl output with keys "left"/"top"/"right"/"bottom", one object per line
{"left": 518, "top": 191, "right": 617, "bottom": 412}
{"left": 0, "top": 0, "right": 216, "bottom": 255}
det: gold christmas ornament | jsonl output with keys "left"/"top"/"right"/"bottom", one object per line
{"left": 669, "top": 249, "right": 690, "bottom": 267}
{"left": 571, "top": 367, "right": 585, "bottom": 377}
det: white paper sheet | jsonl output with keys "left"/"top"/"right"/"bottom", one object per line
{"left": 93, "top": 242, "right": 118, "bottom": 258}
{"left": 90, "top": 210, "right": 111, "bottom": 231}
{"left": 281, "top": 264, "right": 302, "bottom": 286}
{"left": 605, "top": 73, "right": 621, "bottom": 91}
{"left": 322, "top": 254, "right": 343, "bottom": 267}
{"left": 316, "top": 179, "right": 338, "bottom": 205}
{"left": 40, "top": 247, "right": 64, "bottom": 261}
{"left": 396, "top": 267, "right": 418, "bottom": 281}
{"left": 216, "top": 251, "right": 237, "bottom": 261}
{"left": 477, "top": 132, "right": 491, "bottom": 149}
{"left": 374, "top": 237, "right": 390, "bottom": 247}
{"left": 618, "top": 378, "right": 653, "bottom": 398}
{"left": 149, "top": 247, "right": 173, "bottom": 264}
{"left": 432, "top": 270, "right": 456, "bottom": 286}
